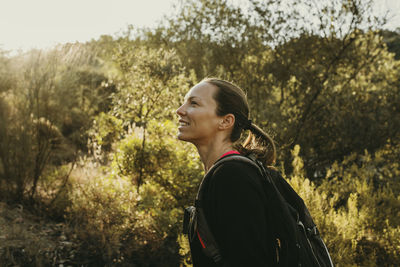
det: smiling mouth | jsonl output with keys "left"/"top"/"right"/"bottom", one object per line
{"left": 179, "top": 121, "right": 190, "bottom": 126}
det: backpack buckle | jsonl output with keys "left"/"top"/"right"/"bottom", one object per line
{"left": 307, "top": 226, "right": 318, "bottom": 236}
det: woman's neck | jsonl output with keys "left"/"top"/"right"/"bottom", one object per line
{"left": 196, "top": 140, "right": 234, "bottom": 172}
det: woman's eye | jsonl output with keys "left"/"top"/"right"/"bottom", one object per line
{"left": 190, "top": 101, "right": 198, "bottom": 106}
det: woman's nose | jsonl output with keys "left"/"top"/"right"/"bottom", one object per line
{"left": 176, "top": 104, "right": 186, "bottom": 116}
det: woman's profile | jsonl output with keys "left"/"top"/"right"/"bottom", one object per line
{"left": 176, "top": 77, "right": 334, "bottom": 267}
{"left": 176, "top": 78, "right": 278, "bottom": 266}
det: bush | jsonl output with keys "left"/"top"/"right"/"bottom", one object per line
{"left": 64, "top": 120, "right": 202, "bottom": 266}
{"left": 288, "top": 144, "right": 400, "bottom": 266}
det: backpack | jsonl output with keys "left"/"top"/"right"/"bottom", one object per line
{"left": 183, "top": 154, "right": 334, "bottom": 267}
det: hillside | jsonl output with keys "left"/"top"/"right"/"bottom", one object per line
{"left": 0, "top": 202, "right": 78, "bottom": 266}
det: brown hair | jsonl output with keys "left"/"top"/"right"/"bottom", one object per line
{"left": 202, "top": 78, "right": 276, "bottom": 166}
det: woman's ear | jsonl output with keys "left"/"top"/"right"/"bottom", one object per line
{"left": 219, "top": 114, "right": 235, "bottom": 130}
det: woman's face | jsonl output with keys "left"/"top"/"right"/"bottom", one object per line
{"left": 176, "top": 82, "right": 221, "bottom": 145}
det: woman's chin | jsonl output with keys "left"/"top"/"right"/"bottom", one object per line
{"left": 177, "top": 132, "right": 187, "bottom": 141}
{"left": 177, "top": 132, "right": 192, "bottom": 143}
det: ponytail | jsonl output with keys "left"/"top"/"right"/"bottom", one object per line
{"left": 235, "top": 122, "right": 276, "bottom": 167}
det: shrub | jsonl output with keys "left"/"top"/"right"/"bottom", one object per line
{"left": 288, "top": 144, "right": 400, "bottom": 266}
{"left": 64, "top": 120, "right": 202, "bottom": 266}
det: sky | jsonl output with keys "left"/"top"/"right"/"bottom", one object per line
{"left": 1, "top": 0, "right": 399, "bottom": 53}
{"left": 0, "top": 0, "right": 177, "bottom": 52}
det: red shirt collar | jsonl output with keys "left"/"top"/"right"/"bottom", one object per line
{"left": 219, "top": 150, "right": 240, "bottom": 159}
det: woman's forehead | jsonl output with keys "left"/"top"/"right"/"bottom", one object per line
{"left": 184, "top": 82, "right": 217, "bottom": 101}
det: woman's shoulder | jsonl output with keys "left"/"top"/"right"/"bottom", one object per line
{"left": 214, "top": 155, "right": 263, "bottom": 173}
{"left": 211, "top": 158, "right": 264, "bottom": 187}
{"left": 215, "top": 157, "right": 259, "bottom": 172}
{"left": 206, "top": 157, "right": 267, "bottom": 203}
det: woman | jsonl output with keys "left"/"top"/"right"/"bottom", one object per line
{"left": 176, "top": 78, "right": 278, "bottom": 266}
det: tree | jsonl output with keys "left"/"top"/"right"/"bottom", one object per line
{"left": 381, "top": 29, "right": 400, "bottom": 59}
{"left": 0, "top": 44, "right": 111, "bottom": 201}
{"left": 266, "top": 31, "right": 400, "bottom": 176}
{"left": 94, "top": 39, "right": 196, "bottom": 189}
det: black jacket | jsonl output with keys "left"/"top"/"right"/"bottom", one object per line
{"left": 190, "top": 155, "right": 276, "bottom": 267}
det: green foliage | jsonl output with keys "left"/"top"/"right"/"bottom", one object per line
{"left": 0, "top": 51, "right": 15, "bottom": 94}
{"left": 0, "top": 44, "right": 111, "bottom": 201}
{"left": 65, "top": 120, "right": 202, "bottom": 266}
{"left": 113, "top": 120, "right": 203, "bottom": 204}
{"left": 88, "top": 112, "right": 124, "bottom": 158}
{"left": 141, "top": 0, "right": 400, "bottom": 176}
{"left": 110, "top": 43, "right": 195, "bottom": 127}
{"left": 1, "top": 0, "right": 400, "bottom": 265}
{"left": 0, "top": 101, "right": 62, "bottom": 200}
{"left": 288, "top": 144, "right": 400, "bottom": 266}
{"left": 382, "top": 29, "right": 400, "bottom": 59}
{"left": 66, "top": 164, "right": 140, "bottom": 264}
{"left": 272, "top": 31, "right": 400, "bottom": 174}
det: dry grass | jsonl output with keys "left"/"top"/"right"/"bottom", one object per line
{"left": 0, "top": 201, "right": 78, "bottom": 266}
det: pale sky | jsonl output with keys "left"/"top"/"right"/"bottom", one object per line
{"left": 1, "top": 0, "right": 399, "bottom": 53}
{"left": 0, "top": 0, "right": 176, "bottom": 52}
